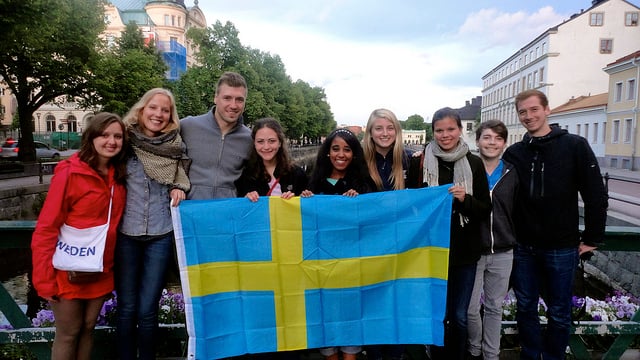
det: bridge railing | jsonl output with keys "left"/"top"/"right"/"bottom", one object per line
{"left": 0, "top": 222, "right": 639, "bottom": 359}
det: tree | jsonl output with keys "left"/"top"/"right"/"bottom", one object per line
{"left": 404, "top": 114, "right": 428, "bottom": 130}
{"left": 176, "top": 19, "right": 335, "bottom": 139}
{"left": 0, "top": 0, "right": 106, "bottom": 162}
{"left": 87, "top": 22, "right": 167, "bottom": 115}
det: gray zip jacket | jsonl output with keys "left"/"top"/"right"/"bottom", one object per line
{"left": 479, "top": 160, "right": 519, "bottom": 254}
{"left": 180, "top": 107, "right": 252, "bottom": 200}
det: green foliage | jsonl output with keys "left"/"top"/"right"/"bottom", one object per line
{"left": 87, "top": 21, "right": 167, "bottom": 115}
{"left": 0, "top": 0, "right": 107, "bottom": 162}
{"left": 403, "top": 114, "right": 428, "bottom": 130}
{"left": 177, "top": 20, "right": 336, "bottom": 142}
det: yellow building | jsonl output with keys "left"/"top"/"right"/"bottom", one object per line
{"left": 603, "top": 50, "right": 640, "bottom": 170}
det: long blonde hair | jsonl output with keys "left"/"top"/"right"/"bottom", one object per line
{"left": 363, "top": 108, "right": 406, "bottom": 190}
{"left": 122, "top": 88, "right": 180, "bottom": 133}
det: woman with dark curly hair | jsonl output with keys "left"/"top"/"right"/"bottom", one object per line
{"left": 302, "top": 128, "right": 375, "bottom": 198}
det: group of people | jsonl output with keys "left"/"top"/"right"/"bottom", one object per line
{"left": 30, "top": 69, "right": 608, "bottom": 360}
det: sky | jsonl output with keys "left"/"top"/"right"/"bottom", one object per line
{"left": 193, "top": 1, "right": 638, "bottom": 126}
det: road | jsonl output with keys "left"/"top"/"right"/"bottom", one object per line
{"left": 605, "top": 175, "right": 640, "bottom": 226}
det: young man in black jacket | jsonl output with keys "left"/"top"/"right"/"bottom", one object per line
{"left": 502, "top": 90, "right": 608, "bottom": 360}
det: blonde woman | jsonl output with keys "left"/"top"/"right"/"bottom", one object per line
{"left": 116, "top": 88, "right": 190, "bottom": 360}
{"left": 363, "top": 108, "right": 420, "bottom": 192}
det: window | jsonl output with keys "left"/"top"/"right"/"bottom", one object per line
{"left": 539, "top": 67, "right": 544, "bottom": 83}
{"left": 590, "top": 12, "right": 604, "bottom": 26}
{"left": 615, "top": 82, "right": 623, "bottom": 102}
{"left": 466, "top": 122, "right": 473, "bottom": 131}
{"left": 624, "top": 119, "right": 632, "bottom": 143}
{"left": 584, "top": 123, "right": 589, "bottom": 140}
{"left": 172, "top": 15, "right": 176, "bottom": 26}
{"left": 602, "top": 122, "right": 606, "bottom": 144}
{"left": 67, "top": 115, "right": 77, "bottom": 132}
{"left": 542, "top": 42, "right": 546, "bottom": 54}
{"left": 625, "top": 12, "right": 639, "bottom": 26}
{"left": 600, "top": 39, "right": 613, "bottom": 54}
{"left": 628, "top": 79, "right": 637, "bottom": 100}
{"left": 593, "top": 123, "right": 599, "bottom": 143}
{"left": 106, "top": 34, "right": 115, "bottom": 47}
{"left": 533, "top": 71, "right": 538, "bottom": 87}
{"left": 577, "top": 124, "right": 581, "bottom": 136}
{"left": 527, "top": 74, "right": 532, "bottom": 89}
{"left": 46, "top": 115, "right": 56, "bottom": 132}
{"left": 164, "top": 15, "right": 170, "bottom": 26}
{"left": 612, "top": 120, "right": 620, "bottom": 143}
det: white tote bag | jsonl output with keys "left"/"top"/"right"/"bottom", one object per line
{"left": 52, "top": 187, "right": 113, "bottom": 272}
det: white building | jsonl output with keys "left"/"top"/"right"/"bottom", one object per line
{"left": 548, "top": 93, "right": 609, "bottom": 165}
{"left": 402, "top": 130, "right": 426, "bottom": 145}
{"left": 481, "top": 0, "right": 640, "bottom": 145}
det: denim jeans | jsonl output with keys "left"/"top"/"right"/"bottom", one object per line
{"left": 430, "top": 263, "right": 476, "bottom": 360}
{"left": 115, "top": 232, "right": 174, "bottom": 360}
{"left": 467, "top": 250, "right": 513, "bottom": 360}
{"left": 512, "top": 244, "right": 578, "bottom": 360}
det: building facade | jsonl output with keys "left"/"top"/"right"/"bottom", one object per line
{"left": 455, "top": 96, "right": 482, "bottom": 151}
{"left": 481, "top": 0, "right": 640, "bottom": 145}
{"left": 103, "top": 0, "right": 206, "bottom": 80}
{"left": 402, "top": 130, "right": 426, "bottom": 145}
{"left": 603, "top": 50, "right": 640, "bottom": 170}
{"left": 548, "top": 93, "right": 609, "bottom": 165}
{"left": 0, "top": 1, "right": 207, "bottom": 144}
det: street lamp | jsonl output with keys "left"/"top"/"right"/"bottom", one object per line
{"left": 36, "top": 113, "right": 41, "bottom": 136}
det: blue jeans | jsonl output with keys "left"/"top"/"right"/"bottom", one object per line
{"left": 115, "top": 232, "right": 174, "bottom": 360}
{"left": 430, "top": 263, "right": 476, "bottom": 360}
{"left": 512, "top": 244, "right": 578, "bottom": 360}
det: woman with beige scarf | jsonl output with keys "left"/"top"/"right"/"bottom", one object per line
{"left": 116, "top": 88, "right": 190, "bottom": 360}
{"left": 420, "top": 107, "right": 491, "bottom": 360}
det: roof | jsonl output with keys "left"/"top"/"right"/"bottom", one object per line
{"left": 109, "top": 0, "right": 147, "bottom": 10}
{"left": 606, "top": 49, "right": 640, "bottom": 67}
{"left": 550, "top": 93, "right": 608, "bottom": 114}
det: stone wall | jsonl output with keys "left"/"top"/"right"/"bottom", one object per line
{"left": 587, "top": 251, "right": 640, "bottom": 297}
{"left": 0, "top": 185, "right": 48, "bottom": 221}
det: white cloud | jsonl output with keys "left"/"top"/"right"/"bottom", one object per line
{"left": 458, "top": 6, "right": 565, "bottom": 51}
{"left": 197, "top": 4, "right": 569, "bottom": 126}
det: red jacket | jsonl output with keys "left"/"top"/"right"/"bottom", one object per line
{"left": 31, "top": 154, "right": 126, "bottom": 299}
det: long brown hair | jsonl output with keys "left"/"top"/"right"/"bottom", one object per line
{"left": 246, "top": 117, "right": 293, "bottom": 180}
{"left": 78, "top": 112, "right": 128, "bottom": 183}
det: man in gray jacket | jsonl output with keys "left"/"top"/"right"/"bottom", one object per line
{"left": 181, "top": 72, "right": 253, "bottom": 200}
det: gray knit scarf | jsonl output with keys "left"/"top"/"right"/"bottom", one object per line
{"left": 423, "top": 139, "right": 473, "bottom": 194}
{"left": 423, "top": 139, "right": 473, "bottom": 226}
{"left": 129, "top": 125, "right": 191, "bottom": 192}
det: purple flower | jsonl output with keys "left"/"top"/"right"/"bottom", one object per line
{"left": 32, "top": 309, "right": 55, "bottom": 327}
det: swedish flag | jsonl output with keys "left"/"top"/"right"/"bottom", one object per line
{"left": 172, "top": 186, "right": 452, "bottom": 359}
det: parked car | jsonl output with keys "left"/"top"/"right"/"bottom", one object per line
{"left": 0, "top": 140, "right": 61, "bottom": 161}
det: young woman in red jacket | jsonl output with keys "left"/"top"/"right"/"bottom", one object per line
{"left": 31, "top": 112, "right": 128, "bottom": 360}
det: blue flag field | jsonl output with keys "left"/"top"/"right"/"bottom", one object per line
{"left": 171, "top": 186, "right": 452, "bottom": 359}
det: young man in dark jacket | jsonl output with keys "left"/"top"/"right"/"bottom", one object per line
{"left": 502, "top": 90, "right": 608, "bottom": 360}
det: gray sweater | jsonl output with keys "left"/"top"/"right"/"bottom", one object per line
{"left": 180, "top": 107, "right": 252, "bottom": 200}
